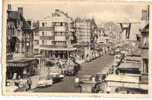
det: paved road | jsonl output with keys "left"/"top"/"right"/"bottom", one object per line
{"left": 79, "top": 54, "right": 114, "bottom": 76}
{"left": 32, "top": 54, "right": 114, "bottom": 92}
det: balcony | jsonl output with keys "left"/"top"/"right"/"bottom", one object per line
{"left": 40, "top": 45, "right": 54, "bottom": 48}
{"left": 54, "top": 26, "right": 67, "bottom": 32}
{"left": 40, "top": 36, "right": 54, "bottom": 40}
{"left": 54, "top": 36, "right": 66, "bottom": 41}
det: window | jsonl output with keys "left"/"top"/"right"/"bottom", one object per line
{"left": 61, "top": 22, "right": 63, "bottom": 26}
{"left": 34, "top": 40, "right": 39, "bottom": 45}
{"left": 56, "top": 41, "right": 66, "bottom": 46}
{"left": 42, "top": 32, "right": 44, "bottom": 36}
{"left": 34, "top": 49, "right": 39, "bottom": 54}
{"left": 42, "top": 22, "right": 45, "bottom": 27}
{"left": 42, "top": 40, "right": 44, "bottom": 45}
{"left": 35, "top": 32, "right": 39, "bottom": 36}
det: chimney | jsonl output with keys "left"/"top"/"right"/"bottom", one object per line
{"left": 8, "top": 4, "right": 12, "bottom": 11}
{"left": 18, "top": 7, "right": 23, "bottom": 16}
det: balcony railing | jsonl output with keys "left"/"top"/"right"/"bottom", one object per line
{"left": 40, "top": 36, "right": 54, "bottom": 40}
{"left": 40, "top": 45, "right": 67, "bottom": 48}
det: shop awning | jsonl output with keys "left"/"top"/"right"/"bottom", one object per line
{"left": 7, "top": 58, "right": 38, "bottom": 67}
{"left": 125, "top": 56, "right": 141, "bottom": 63}
{"left": 118, "top": 62, "right": 141, "bottom": 69}
{"left": 105, "top": 74, "right": 139, "bottom": 83}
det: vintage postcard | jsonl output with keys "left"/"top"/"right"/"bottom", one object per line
{"left": 2, "top": 0, "right": 151, "bottom": 97}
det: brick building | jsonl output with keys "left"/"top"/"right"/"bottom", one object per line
{"left": 6, "top": 4, "right": 38, "bottom": 81}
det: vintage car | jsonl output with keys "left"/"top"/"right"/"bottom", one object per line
{"left": 48, "top": 67, "right": 64, "bottom": 81}
{"left": 37, "top": 76, "right": 53, "bottom": 87}
{"left": 78, "top": 75, "right": 97, "bottom": 93}
{"left": 6, "top": 79, "right": 29, "bottom": 92}
{"left": 109, "top": 50, "right": 115, "bottom": 55}
{"left": 95, "top": 72, "right": 106, "bottom": 83}
{"left": 63, "top": 59, "right": 81, "bottom": 76}
{"left": 46, "top": 61, "right": 64, "bottom": 82}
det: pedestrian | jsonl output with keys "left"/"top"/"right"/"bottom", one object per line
{"left": 74, "top": 76, "right": 79, "bottom": 88}
{"left": 27, "top": 77, "right": 32, "bottom": 90}
{"left": 91, "top": 75, "right": 96, "bottom": 83}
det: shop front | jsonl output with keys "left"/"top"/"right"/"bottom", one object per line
{"left": 6, "top": 58, "right": 39, "bottom": 80}
{"left": 40, "top": 47, "right": 77, "bottom": 59}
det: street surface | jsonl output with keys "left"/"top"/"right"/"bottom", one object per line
{"left": 32, "top": 54, "right": 114, "bottom": 92}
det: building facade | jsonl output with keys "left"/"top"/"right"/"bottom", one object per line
{"left": 6, "top": 4, "right": 38, "bottom": 81}
{"left": 138, "top": 5, "right": 149, "bottom": 75}
{"left": 74, "top": 18, "right": 99, "bottom": 61}
{"left": 74, "top": 18, "right": 98, "bottom": 46}
{"left": 34, "top": 9, "right": 76, "bottom": 59}
{"left": 7, "top": 4, "right": 34, "bottom": 59}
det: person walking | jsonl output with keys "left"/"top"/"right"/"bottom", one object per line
{"left": 27, "top": 77, "right": 32, "bottom": 90}
{"left": 74, "top": 76, "right": 79, "bottom": 88}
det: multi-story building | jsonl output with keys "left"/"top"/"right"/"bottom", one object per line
{"left": 34, "top": 9, "right": 76, "bottom": 59}
{"left": 7, "top": 4, "right": 34, "bottom": 58}
{"left": 103, "top": 6, "right": 149, "bottom": 94}
{"left": 138, "top": 6, "right": 149, "bottom": 75}
{"left": 6, "top": 4, "right": 38, "bottom": 81}
{"left": 73, "top": 18, "right": 99, "bottom": 61}
{"left": 74, "top": 18, "right": 98, "bottom": 45}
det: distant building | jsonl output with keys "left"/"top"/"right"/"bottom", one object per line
{"left": 138, "top": 5, "right": 149, "bottom": 75}
{"left": 104, "top": 6, "right": 149, "bottom": 94}
{"left": 97, "top": 28, "right": 110, "bottom": 44}
{"left": 74, "top": 18, "right": 98, "bottom": 61}
{"left": 139, "top": 24, "right": 149, "bottom": 74}
{"left": 74, "top": 18, "right": 98, "bottom": 47}
{"left": 34, "top": 9, "right": 76, "bottom": 59}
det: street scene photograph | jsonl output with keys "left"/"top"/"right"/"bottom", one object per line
{"left": 3, "top": 0, "right": 149, "bottom": 94}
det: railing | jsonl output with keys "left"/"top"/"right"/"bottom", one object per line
{"left": 40, "top": 45, "right": 67, "bottom": 48}
{"left": 40, "top": 36, "right": 54, "bottom": 40}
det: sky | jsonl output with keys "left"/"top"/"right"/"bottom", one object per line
{"left": 7, "top": 0, "right": 148, "bottom": 25}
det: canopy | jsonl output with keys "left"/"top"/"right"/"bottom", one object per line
{"left": 118, "top": 62, "right": 141, "bottom": 69}
{"left": 105, "top": 74, "right": 139, "bottom": 83}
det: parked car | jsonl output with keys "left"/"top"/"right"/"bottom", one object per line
{"left": 46, "top": 61, "right": 64, "bottom": 82}
{"left": 48, "top": 67, "right": 64, "bottom": 82}
{"left": 78, "top": 75, "right": 97, "bottom": 93}
{"left": 37, "top": 76, "right": 53, "bottom": 87}
{"left": 109, "top": 50, "right": 115, "bottom": 55}
{"left": 95, "top": 73, "right": 106, "bottom": 83}
{"left": 79, "top": 75, "right": 96, "bottom": 84}
{"left": 63, "top": 59, "right": 81, "bottom": 76}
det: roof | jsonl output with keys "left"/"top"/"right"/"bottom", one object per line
{"left": 118, "top": 62, "right": 141, "bottom": 69}
{"left": 8, "top": 11, "right": 19, "bottom": 20}
{"left": 105, "top": 74, "right": 139, "bottom": 83}
{"left": 7, "top": 11, "right": 25, "bottom": 21}
{"left": 7, "top": 10, "right": 30, "bottom": 31}
{"left": 140, "top": 24, "right": 149, "bottom": 33}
